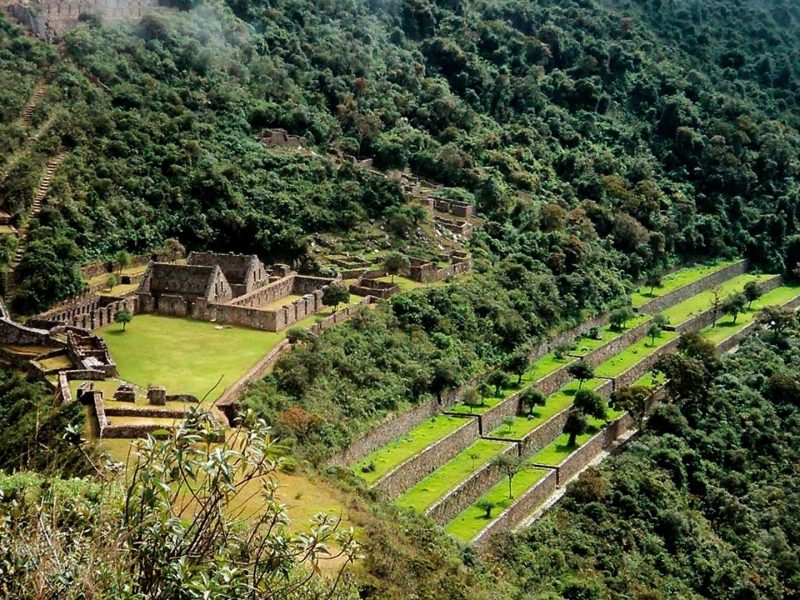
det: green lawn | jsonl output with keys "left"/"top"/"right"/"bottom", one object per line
{"left": 353, "top": 415, "right": 470, "bottom": 484}
{"left": 488, "top": 378, "right": 604, "bottom": 439}
{"left": 445, "top": 462, "right": 549, "bottom": 542}
{"left": 594, "top": 330, "right": 677, "bottom": 378}
{"left": 632, "top": 371, "right": 666, "bottom": 388}
{"left": 448, "top": 318, "right": 647, "bottom": 417}
{"left": 630, "top": 260, "right": 738, "bottom": 308}
{"left": 660, "top": 273, "right": 774, "bottom": 326}
{"left": 396, "top": 439, "right": 510, "bottom": 511}
{"left": 98, "top": 315, "right": 284, "bottom": 404}
{"left": 701, "top": 283, "right": 800, "bottom": 345}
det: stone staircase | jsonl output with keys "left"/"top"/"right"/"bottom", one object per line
{"left": 5, "top": 152, "right": 66, "bottom": 292}
{"left": 21, "top": 79, "right": 49, "bottom": 128}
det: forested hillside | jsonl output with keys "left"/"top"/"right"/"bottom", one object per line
{"left": 497, "top": 329, "right": 800, "bottom": 599}
{"left": 1, "top": 0, "right": 799, "bottom": 311}
{"left": 1, "top": 0, "right": 799, "bottom": 598}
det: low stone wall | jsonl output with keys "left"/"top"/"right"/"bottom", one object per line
{"left": 472, "top": 470, "right": 558, "bottom": 548}
{"left": 519, "top": 409, "right": 572, "bottom": 456}
{"left": 674, "top": 274, "right": 782, "bottom": 333}
{"left": 372, "top": 417, "right": 480, "bottom": 500}
{"left": 214, "top": 339, "right": 291, "bottom": 417}
{"left": 350, "top": 279, "right": 398, "bottom": 299}
{"left": 37, "top": 295, "right": 137, "bottom": 331}
{"left": 426, "top": 442, "right": 518, "bottom": 526}
{"left": 81, "top": 253, "right": 154, "bottom": 281}
{"left": 104, "top": 407, "right": 188, "bottom": 419}
{"left": 215, "top": 299, "right": 374, "bottom": 424}
{"left": 0, "top": 317, "right": 57, "bottom": 346}
{"left": 638, "top": 260, "right": 748, "bottom": 314}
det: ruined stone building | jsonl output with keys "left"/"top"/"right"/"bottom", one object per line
{"left": 2, "top": 0, "right": 160, "bottom": 38}
{"left": 137, "top": 252, "right": 338, "bottom": 332}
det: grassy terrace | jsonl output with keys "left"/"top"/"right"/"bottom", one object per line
{"left": 488, "top": 378, "right": 604, "bottom": 439}
{"left": 445, "top": 462, "right": 549, "bottom": 542}
{"left": 396, "top": 439, "right": 511, "bottom": 512}
{"left": 630, "top": 259, "right": 737, "bottom": 308}
{"left": 353, "top": 415, "right": 469, "bottom": 484}
{"left": 448, "top": 316, "right": 648, "bottom": 417}
{"left": 594, "top": 330, "right": 677, "bottom": 378}
{"left": 660, "top": 273, "right": 773, "bottom": 326}
{"left": 700, "top": 282, "right": 800, "bottom": 345}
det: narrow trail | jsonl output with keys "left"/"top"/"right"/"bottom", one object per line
{"left": 0, "top": 113, "right": 59, "bottom": 183}
{"left": 5, "top": 152, "right": 67, "bottom": 293}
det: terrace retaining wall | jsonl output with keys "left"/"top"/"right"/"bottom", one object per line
{"left": 477, "top": 318, "right": 652, "bottom": 435}
{"left": 673, "top": 274, "right": 783, "bottom": 333}
{"left": 638, "top": 260, "right": 748, "bottom": 314}
{"left": 426, "top": 442, "right": 519, "bottom": 525}
{"left": 372, "top": 417, "right": 480, "bottom": 500}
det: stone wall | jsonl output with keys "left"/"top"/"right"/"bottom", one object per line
{"left": 14, "top": 0, "right": 160, "bottom": 37}
{"left": 37, "top": 295, "right": 137, "bottom": 331}
{"left": 214, "top": 289, "right": 325, "bottom": 332}
{"left": 477, "top": 318, "right": 651, "bottom": 435}
{"left": 638, "top": 260, "right": 748, "bottom": 314}
{"left": 472, "top": 470, "right": 558, "bottom": 548}
{"left": 673, "top": 274, "right": 782, "bottom": 333}
{"left": 372, "top": 416, "right": 480, "bottom": 500}
{"left": 0, "top": 317, "right": 55, "bottom": 346}
{"left": 350, "top": 279, "right": 398, "bottom": 299}
{"left": 426, "top": 442, "right": 518, "bottom": 525}
{"left": 81, "top": 252, "right": 154, "bottom": 281}
{"left": 432, "top": 198, "right": 475, "bottom": 218}
{"left": 227, "top": 274, "right": 295, "bottom": 308}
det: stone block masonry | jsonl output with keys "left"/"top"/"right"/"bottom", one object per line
{"left": 673, "top": 274, "right": 782, "bottom": 333}
{"left": 639, "top": 260, "right": 748, "bottom": 314}
{"left": 426, "top": 441, "right": 519, "bottom": 526}
{"left": 372, "top": 417, "right": 480, "bottom": 500}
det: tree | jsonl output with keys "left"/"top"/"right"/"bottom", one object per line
{"left": 757, "top": 305, "right": 797, "bottom": 336}
{"left": 114, "top": 250, "right": 132, "bottom": 275}
{"left": 573, "top": 389, "right": 607, "bottom": 421}
{"left": 476, "top": 499, "right": 496, "bottom": 519}
{"left": 431, "top": 356, "right": 462, "bottom": 404}
{"left": 609, "top": 307, "right": 635, "bottom": 330}
{"left": 106, "top": 274, "right": 118, "bottom": 291}
{"left": 520, "top": 388, "right": 546, "bottom": 416}
{"left": 645, "top": 271, "right": 663, "bottom": 295}
{"left": 647, "top": 322, "right": 662, "bottom": 345}
{"left": 462, "top": 385, "right": 483, "bottom": 414}
{"left": 743, "top": 281, "right": 762, "bottom": 309}
{"left": 709, "top": 285, "right": 723, "bottom": 327}
{"left": 504, "top": 348, "right": 530, "bottom": 385}
{"left": 610, "top": 385, "right": 652, "bottom": 428}
{"left": 501, "top": 415, "right": 516, "bottom": 435}
{"left": 286, "top": 327, "right": 316, "bottom": 346}
{"left": 487, "top": 370, "right": 508, "bottom": 395}
{"left": 493, "top": 454, "right": 525, "bottom": 499}
{"left": 383, "top": 252, "right": 410, "bottom": 284}
{"left": 322, "top": 282, "right": 350, "bottom": 312}
{"left": 564, "top": 411, "right": 588, "bottom": 446}
{"left": 723, "top": 292, "right": 747, "bottom": 324}
{"left": 161, "top": 238, "right": 185, "bottom": 262}
{"left": 114, "top": 308, "right": 133, "bottom": 331}
{"left": 567, "top": 360, "right": 594, "bottom": 389}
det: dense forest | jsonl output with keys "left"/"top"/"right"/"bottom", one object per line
{"left": 1, "top": 0, "right": 799, "bottom": 597}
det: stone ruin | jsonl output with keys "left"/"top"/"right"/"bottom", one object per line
{"left": 261, "top": 128, "right": 305, "bottom": 149}
{"left": 408, "top": 251, "right": 472, "bottom": 283}
{"left": 137, "top": 252, "right": 339, "bottom": 332}
{"left": 2, "top": 0, "right": 161, "bottom": 38}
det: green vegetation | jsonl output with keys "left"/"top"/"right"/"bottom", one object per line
{"left": 700, "top": 283, "right": 800, "bottom": 345}
{"left": 661, "top": 273, "right": 773, "bottom": 326}
{"left": 396, "top": 439, "right": 510, "bottom": 512}
{"left": 630, "top": 260, "right": 737, "bottom": 307}
{"left": 445, "top": 464, "right": 549, "bottom": 542}
{"left": 353, "top": 415, "right": 468, "bottom": 483}
{"left": 499, "top": 331, "right": 800, "bottom": 598}
{"left": 98, "top": 315, "right": 283, "bottom": 402}
{"left": 594, "top": 330, "right": 678, "bottom": 378}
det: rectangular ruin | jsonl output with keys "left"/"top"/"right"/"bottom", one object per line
{"left": 136, "top": 252, "right": 337, "bottom": 332}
